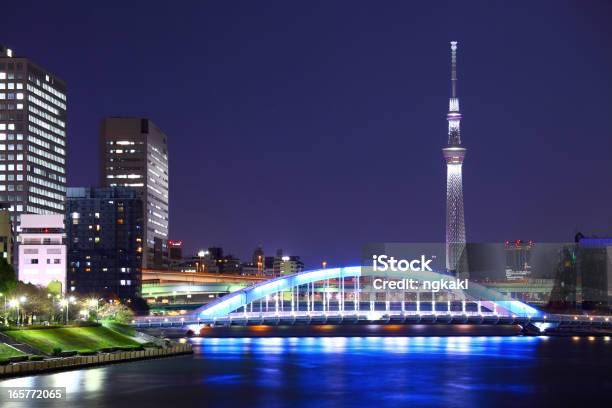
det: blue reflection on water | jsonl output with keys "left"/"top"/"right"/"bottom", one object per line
{"left": 190, "top": 336, "right": 543, "bottom": 406}
{"left": 2, "top": 335, "right": 610, "bottom": 408}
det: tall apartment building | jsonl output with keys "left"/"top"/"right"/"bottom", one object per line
{"left": 100, "top": 118, "right": 169, "bottom": 269}
{"left": 0, "top": 45, "right": 67, "bottom": 220}
{"left": 66, "top": 187, "right": 143, "bottom": 300}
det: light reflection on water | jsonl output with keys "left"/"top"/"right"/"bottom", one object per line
{"left": 1, "top": 336, "right": 610, "bottom": 407}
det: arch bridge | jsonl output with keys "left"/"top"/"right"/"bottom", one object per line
{"left": 132, "top": 266, "right": 605, "bottom": 331}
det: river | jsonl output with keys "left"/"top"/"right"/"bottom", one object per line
{"left": 1, "top": 335, "right": 611, "bottom": 407}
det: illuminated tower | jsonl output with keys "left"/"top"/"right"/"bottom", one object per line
{"left": 443, "top": 41, "right": 467, "bottom": 274}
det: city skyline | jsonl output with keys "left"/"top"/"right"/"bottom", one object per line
{"left": 2, "top": 2, "right": 611, "bottom": 267}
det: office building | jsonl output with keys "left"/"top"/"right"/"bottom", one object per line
{"left": 504, "top": 240, "right": 534, "bottom": 281}
{"left": 168, "top": 240, "right": 183, "bottom": 263}
{"left": 577, "top": 236, "right": 611, "bottom": 311}
{"left": 17, "top": 214, "right": 66, "bottom": 291}
{"left": 0, "top": 45, "right": 67, "bottom": 220}
{"left": 100, "top": 117, "right": 169, "bottom": 269}
{"left": 272, "top": 249, "right": 304, "bottom": 276}
{"left": 65, "top": 187, "right": 143, "bottom": 300}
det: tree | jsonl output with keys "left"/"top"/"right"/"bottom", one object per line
{"left": 0, "top": 257, "right": 17, "bottom": 294}
{"left": 98, "top": 302, "right": 134, "bottom": 323}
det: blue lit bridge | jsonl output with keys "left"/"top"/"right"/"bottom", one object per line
{"left": 133, "top": 266, "right": 612, "bottom": 333}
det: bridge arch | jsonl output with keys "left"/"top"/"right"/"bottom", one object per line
{"left": 194, "top": 266, "right": 541, "bottom": 319}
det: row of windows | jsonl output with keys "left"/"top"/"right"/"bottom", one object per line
{"left": 29, "top": 125, "right": 65, "bottom": 146}
{"left": 27, "top": 134, "right": 49, "bottom": 149}
{"left": 0, "top": 194, "right": 22, "bottom": 202}
{"left": 0, "top": 163, "right": 23, "bottom": 171}
{"left": 0, "top": 184, "right": 24, "bottom": 191}
{"left": 0, "top": 132, "right": 24, "bottom": 141}
{"left": 0, "top": 144, "right": 24, "bottom": 151}
{"left": 28, "top": 195, "right": 64, "bottom": 211}
{"left": 0, "top": 71, "right": 23, "bottom": 79}
{"left": 106, "top": 174, "right": 142, "bottom": 179}
{"left": 29, "top": 186, "right": 64, "bottom": 202}
{"left": 0, "top": 103, "right": 23, "bottom": 110}
{"left": 27, "top": 84, "right": 66, "bottom": 110}
{"left": 29, "top": 115, "right": 65, "bottom": 137}
{"left": 109, "top": 149, "right": 142, "bottom": 154}
{"left": 0, "top": 174, "right": 24, "bottom": 181}
{"left": 27, "top": 155, "right": 65, "bottom": 174}
{"left": 28, "top": 145, "right": 65, "bottom": 165}
{"left": 28, "top": 95, "right": 59, "bottom": 115}
{"left": 0, "top": 83, "right": 23, "bottom": 90}
{"left": 27, "top": 175, "right": 66, "bottom": 192}
{"left": 28, "top": 258, "right": 62, "bottom": 264}
{"left": 41, "top": 81, "right": 66, "bottom": 101}
{"left": 29, "top": 105, "right": 65, "bottom": 128}
{"left": 0, "top": 123, "right": 16, "bottom": 131}
{"left": 0, "top": 153, "right": 24, "bottom": 162}
{"left": 31, "top": 165, "right": 66, "bottom": 183}
{"left": 0, "top": 92, "right": 24, "bottom": 100}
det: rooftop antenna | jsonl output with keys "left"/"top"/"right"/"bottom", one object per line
{"left": 450, "top": 41, "right": 458, "bottom": 98}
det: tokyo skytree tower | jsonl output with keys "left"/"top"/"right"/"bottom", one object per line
{"left": 443, "top": 41, "right": 467, "bottom": 274}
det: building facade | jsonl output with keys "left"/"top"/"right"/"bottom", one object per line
{"left": 65, "top": 187, "right": 143, "bottom": 301}
{"left": 100, "top": 117, "right": 169, "bottom": 269}
{"left": 17, "top": 214, "right": 66, "bottom": 291}
{"left": 0, "top": 45, "right": 67, "bottom": 221}
{"left": 504, "top": 240, "right": 534, "bottom": 281}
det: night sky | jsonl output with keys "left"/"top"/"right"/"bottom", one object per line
{"left": 3, "top": 1, "right": 611, "bottom": 267}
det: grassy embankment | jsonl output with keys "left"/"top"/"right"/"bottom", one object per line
{"left": 5, "top": 326, "right": 141, "bottom": 355}
{"left": 0, "top": 343, "right": 26, "bottom": 360}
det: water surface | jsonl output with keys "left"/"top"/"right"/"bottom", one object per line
{"left": 1, "top": 336, "right": 611, "bottom": 407}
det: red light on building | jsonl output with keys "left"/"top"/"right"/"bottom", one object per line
{"left": 168, "top": 240, "right": 183, "bottom": 247}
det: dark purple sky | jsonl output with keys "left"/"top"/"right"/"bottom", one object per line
{"left": 4, "top": 1, "right": 612, "bottom": 267}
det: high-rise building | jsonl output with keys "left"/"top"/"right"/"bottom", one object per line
{"left": 17, "top": 214, "right": 66, "bottom": 292}
{"left": 577, "top": 236, "right": 611, "bottom": 311}
{"left": 65, "top": 187, "right": 143, "bottom": 300}
{"left": 443, "top": 41, "right": 467, "bottom": 274}
{"left": 272, "top": 249, "right": 304, "bottom": 276}
{"left": 0, "top": 45, "right": 67, "bottom": 220}
{"left": 504, "top": 240, "right": 534, "bottom": 281}
{"left": 100, "top": 117, "right": 169, "bottom": 269}
{"left": 168, "top": 240, "right": 183, "bottom": 263}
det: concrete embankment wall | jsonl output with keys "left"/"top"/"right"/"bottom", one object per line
{"left": 0, "top": 344, "right": 192, "bottom": 378}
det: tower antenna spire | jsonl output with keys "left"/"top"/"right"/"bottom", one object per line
{"left": 450, "top": 41, "right": 458, "bottom": 98}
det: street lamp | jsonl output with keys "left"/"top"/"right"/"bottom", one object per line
{"left": 197, "top": 250, "right": 207, "bottom": 272}
{"left": 8, "top": 299, "right": 18, "bottom": 325}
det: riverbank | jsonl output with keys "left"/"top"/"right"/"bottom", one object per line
{"left": 0, "top": 343, "right": 192, "bottom": 378}
{"left": 0, "top": 323, "right": 193, "bottom": 378}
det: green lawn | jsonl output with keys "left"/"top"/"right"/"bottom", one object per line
{"left": 0, "top": 343, "right": 26, "bottom": 359}
{"left": 5, "top": 327, "right": 140, "bottom": 354}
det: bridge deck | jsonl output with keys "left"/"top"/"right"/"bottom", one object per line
{"left": 134, "top": 311, "right": 611, "bottom": 329}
